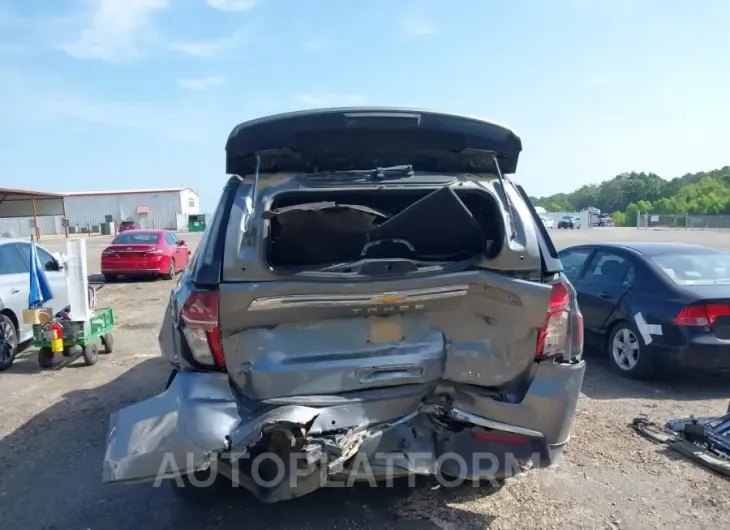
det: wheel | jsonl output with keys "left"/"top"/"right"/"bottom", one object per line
{"left": 0, "top": 314, "right": 19, "bottom": 371}
{"left": 104, "top": 274, "right": 118, "bottom": 282}
{"left": 169, "top": 468, "right": 228, "bottom": 502}
{"left": 101, "top": 333, "right": 114, "bottom": 354}
{"left": 81, "top": 343, "right": 99, "bottom": 366}
{"left": 163, "top": 259, "right": 175, "bottom": 280}
{"left": 607, "top": 321, "right": 653, "bottom": 379}
{"left": 38, "top": 347, "right": 55, "bottom": 369}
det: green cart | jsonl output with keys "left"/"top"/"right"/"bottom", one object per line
{"left": 32, "top": 307, "right": 115, "bottom": 368}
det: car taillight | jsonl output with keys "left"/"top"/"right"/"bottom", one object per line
{"left": 146, "top": 249, "right": 163, "bottom": 255}
{"left": 674, "top": 304, "right": 730, "bottom": 327}
{"left": 180, "top": 290, "right": 225, "bottom": 369}
{"left": 535, "top": 281, "right": 583, "bottom": 361}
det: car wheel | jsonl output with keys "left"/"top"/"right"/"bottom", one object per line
{"left": 163, "top": 259, "right": 176, "bottom": 280}
{"left": 607, "top": 321, "right": 653, "bottom": 379}
{"left": 0, "top": 314, "right": 18, "bottom": 371}
{"left": 104, "top": 274, "right": 118, "bottom": 282}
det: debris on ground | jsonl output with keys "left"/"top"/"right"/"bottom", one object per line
{"left": 633, "top": 402, "right": 730, "bottom": 478}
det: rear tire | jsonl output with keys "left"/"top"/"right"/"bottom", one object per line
{"left": 101, "top": 333, "right": 113, "bottom": 354}
{"left": 38, "top": 347, "right": 55, "bottom": 369}
{"left": 82, "top": 343, "right": 99, "bottom": 366}
{"left": 163, "top": 259, "right": 175, "bottom": 280}
{"left": 607, "top": 321, "right": 654, "bottom": 380}
{"left": 0, "top": 314, "right": 18, "bottom": 372}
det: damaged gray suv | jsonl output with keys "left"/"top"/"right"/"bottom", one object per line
{"left": 103, "top": 107, "right": 585, "bottom": 502}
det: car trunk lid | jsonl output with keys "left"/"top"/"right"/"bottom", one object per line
{"left": 104, "top": 244, "right": 158, "bottom": 258}
{"left": 225, "top": 107, "right": 522, "bottom": 177}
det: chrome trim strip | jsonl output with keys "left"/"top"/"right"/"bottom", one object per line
{"left": 247, "top": 284, "right": 470, "bottom": 311}
{"left": 449, "top": 408, "right": 545, "bottom": 438}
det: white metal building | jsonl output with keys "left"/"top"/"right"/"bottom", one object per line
{"left": 63, "top": 188, "right": 200, "bottom": 232}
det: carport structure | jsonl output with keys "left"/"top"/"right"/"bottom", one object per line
{"left": 0, "top": 187, "right": 67, "bottom": 239}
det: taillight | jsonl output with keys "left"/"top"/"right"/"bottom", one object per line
{"left": 674, "top": 304, "right": 730, "bottom": 327}
{"left": 146, "top": 249, "right": 164, "bottom": 255}
{"left": 535, "top": 281, "right": 583, "bottom": 361}
{"left": 180, "top": 290, "right": 225, "bottom": 369}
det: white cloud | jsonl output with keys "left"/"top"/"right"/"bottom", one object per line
{"left": 0, "top": 67, "right": 204, "bottom": 140}
{"left": 296, "top": 94, "right": 366, "bottom": 108}
{"left": 401, "top": 10, "right": 435, "bottom": 37}
{"left": 168, "top": 29, "right": 248, "bottom": 59}
{"left": 177, "top": 77, "right": 225, "bottom": 90}
{"left": 205, "top": 0, "right": 258, "bottom": 12}
{"left": 59, "top": 0, "right": 168, "bottom": 62}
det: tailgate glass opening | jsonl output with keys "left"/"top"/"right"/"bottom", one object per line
{"left": 265, "top": 187, "right": 504, "bottom": 273}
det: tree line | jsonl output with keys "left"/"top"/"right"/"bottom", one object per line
{"left": 529, "top": 166, "right": 730, "bottom": 226}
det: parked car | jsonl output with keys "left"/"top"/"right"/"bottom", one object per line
{"left": 102, "top": 107, "right": 585, "bottom": 502}
{"left": 100, "top": 229, "right": 190, "bottom": 281}
{"left": 558, "top": 242, "right": 730, "bottom": 379}
{"left": 0, "top": 238, "right": 70, "bottom": 371}
{"left": 118, "top": 221, "right": 141, "bottom": 232}
{"left": 558, "top": 215, "right": 581, "bottom": 229}
{"left": 541, "top": 216, "right": 555, "bottom": 229}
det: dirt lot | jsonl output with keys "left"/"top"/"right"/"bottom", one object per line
{"left": 0, "top": 228, "right": 728, "bottom": 530}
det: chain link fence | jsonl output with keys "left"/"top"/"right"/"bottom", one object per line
{"left": 638, "top": 213, "right": 730, "bottom": 230}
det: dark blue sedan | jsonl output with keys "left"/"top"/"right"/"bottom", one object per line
{"left": 558, "top": 242, "right": 730, "bottom": 379}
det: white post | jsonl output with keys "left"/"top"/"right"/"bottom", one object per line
{"left": 66, "top": 238, "right": 91, "bottom": 322}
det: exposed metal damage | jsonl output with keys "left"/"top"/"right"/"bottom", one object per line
{"left": 104, "top": 358, "right": 583, "bottom": 502}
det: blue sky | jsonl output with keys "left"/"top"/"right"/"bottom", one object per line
{"left": 1, "top": 0, "right": 729, "bottom": 212}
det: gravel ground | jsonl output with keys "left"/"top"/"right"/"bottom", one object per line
{"left": 0, "top": 228, "right": 729, "bottom": 530}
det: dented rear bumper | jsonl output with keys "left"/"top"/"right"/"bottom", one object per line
{"left": 103, "top": 361, "right": 585, "bottom": 500}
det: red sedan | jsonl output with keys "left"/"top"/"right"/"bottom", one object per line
{"left": 101, "top": 229, "right": 191, "bottom": 281}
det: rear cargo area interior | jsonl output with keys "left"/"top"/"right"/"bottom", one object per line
{"left": 266, "top": 187, "right": 505, "bottom": 267}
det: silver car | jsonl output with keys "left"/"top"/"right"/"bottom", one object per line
{"left": 103, "top": 108, "right": 586, "bottom": 502}
{"left": 0, "top": 238, "right": 70, "bottom": 370}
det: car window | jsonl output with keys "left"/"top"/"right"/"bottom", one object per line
{"left": 165, "top": 232, "right": 180, "bottom": 245}
{"left": 112, "top": 233, "right": 160, "bottom": 245}
{"left": 559, "top": 249, "right": 593, "bottom": 281}
{"left": 0, "top": 244, "right": 28, "bottom": 275}
{"left": 14, "top": 243, "right": 57, "bottom": 272}
{"left": 651, "top": 252, "right": 730, "bottom": 286}
{"left": 585, "top": 251, "right": 634, "bottom": 286}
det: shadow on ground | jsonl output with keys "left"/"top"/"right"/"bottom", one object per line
{"left": 580, "top": 352, "right": 730, "bottom": 401}
{"left": 88, "top": 273, "right": 162, "bottom": 284}
{"left": 0, "top": 359, "right": 500, "bottom": 530}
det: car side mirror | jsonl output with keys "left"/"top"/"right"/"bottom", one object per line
{"left": 178, "top": 240, "right": 186, "bottom": 246}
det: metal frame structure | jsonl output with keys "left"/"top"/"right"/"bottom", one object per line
{"left": 0, "top": 187, "right": 68, "bottom": 239}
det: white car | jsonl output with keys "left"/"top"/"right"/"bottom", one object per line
{"left": 0, "top": 238, "right": 70, "bottom": 371}
{"left": 540, "top": 216, "right": 555, "bottom": 229}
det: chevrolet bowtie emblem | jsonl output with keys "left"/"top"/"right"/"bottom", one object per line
{"left": 373, "top": 294, "right": 406, "bottom": 304}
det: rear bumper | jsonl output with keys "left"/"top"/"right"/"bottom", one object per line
{"left": 651, "top": 342, "right": 730, "bottom": 373}
{"left": 103, "top": 360, "right": 585, "bottom": 501}
{"left": 102, "top": 264, "right": 164, "bottom": 274}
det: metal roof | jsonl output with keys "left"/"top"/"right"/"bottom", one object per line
{"left": 0, "top": 188, "right": 66, "bottom": 218}
{"left": 63, "top": 187, "right": 196, "bottom": 197}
